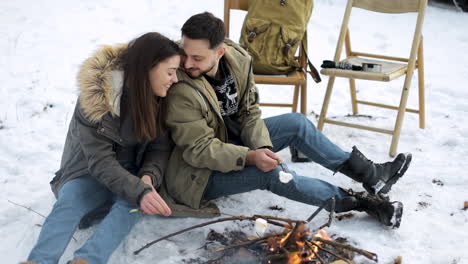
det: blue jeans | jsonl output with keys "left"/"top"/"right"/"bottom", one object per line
{"left": 205, "top": 113, "right": 354, "bottom": 212}
{"left": 27, "top": 176, "right": 141, "bottom": 264}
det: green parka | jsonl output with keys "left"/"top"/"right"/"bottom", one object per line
{"left": 163, "top": 40, "right": 272, "bottom": 217}
{"left": 51, "top": 45, "right": 172, "bottom": 206}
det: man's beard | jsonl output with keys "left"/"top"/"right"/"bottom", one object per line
{"left": 185, "top": 60, "right": 217, "bottom": 79}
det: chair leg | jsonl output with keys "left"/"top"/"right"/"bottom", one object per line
{"left": 318, "top": 76, "right": 336, "bottom": 131}
{"left": 417, "top": 39, "right": 425, "bottom": 129}
{"left": 349, "top": 78, "right": 358, "bottom": 114}
{"left": 292, "top": 84, "right": 299, "bottom": 113}
{"left": 300, "top": 80, "right": 307, "bottom": 114}
{"left": 389, "top": 73, "right": 415, "bottom": 157}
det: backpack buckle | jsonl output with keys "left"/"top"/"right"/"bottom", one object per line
{"left": 283, "top": 43, "right": 292, "bottom": 56}
{"left": 248, "top": 31, "right": 257, "bottom": 43}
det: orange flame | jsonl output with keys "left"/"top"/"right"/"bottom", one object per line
{"left": 287, "top": 253, "right": 302, "bottom": 264}
{"left": 315, "top": 229, "right": 331, "bottom": 240}
{"left": 280, "top": 231, "right": 292, "bottom": 247}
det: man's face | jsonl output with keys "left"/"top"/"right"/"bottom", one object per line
{"left": 180, "top": 36, "right": 222, "bottom": 78}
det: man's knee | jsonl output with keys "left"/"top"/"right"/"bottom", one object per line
{"left": 286, "top": 113, "right": 313, "bottom": 132}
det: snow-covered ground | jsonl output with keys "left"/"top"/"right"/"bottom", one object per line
{"left": 1, "top": 0, "right": 467, "bottom": 263}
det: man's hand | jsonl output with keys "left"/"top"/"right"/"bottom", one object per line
{"left": 140, "top": 175, "right": 172, "bottom": 216}
{"left": 246, "top": 149, "right": 282, "bottom": 172}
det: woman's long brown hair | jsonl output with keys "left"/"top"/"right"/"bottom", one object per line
{"left": 120, "top": 32, "right": 179, "bottom": 142}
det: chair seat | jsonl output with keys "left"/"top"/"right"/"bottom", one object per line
{"left": 254, "top": 70, "right": 306, "bottom": 85}
{"left": 321, "top": 57, "right": 408, "bottom": 82}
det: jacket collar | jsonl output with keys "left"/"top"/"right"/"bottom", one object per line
{"left": 175, "top": 39, "right": 251, "bottom": 118}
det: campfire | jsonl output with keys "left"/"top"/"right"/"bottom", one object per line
{"left": 134, "top": 198, "right": 378, "bottom": 264}
{"left": 207, "top": 218, "right": 377, "bottom": 264}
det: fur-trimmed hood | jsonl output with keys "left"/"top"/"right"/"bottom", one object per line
{"left": 77, "top": 44, "right": 127, "bottom": 122}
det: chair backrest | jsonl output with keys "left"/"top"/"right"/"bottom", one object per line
{"left": 333, "top": 0, "right": 427, "bottom": 68}
{"left": 224, "top": 0, "right": 249, "bottom": 38}
{"left": 353, "top": 0, "right": 423, "bottom": 13}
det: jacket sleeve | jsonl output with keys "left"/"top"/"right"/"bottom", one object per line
{"left": 166, "top": 83, "right": 249, "bottom": 172}
{"left": 137, "top": 133, "right": 174, "bottom": 189}
{"left": 75, "top": 104, "right": 151, "bottom": 206}
{"left": 237, "top": 62, "right": 273, "bottom": 150}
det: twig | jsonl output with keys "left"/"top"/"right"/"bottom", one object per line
{"left": 305, "top": 241, "right": 325, "bottom": 264}
{"left": 135, "top": 215, "right": 269, "bottom": 255}
{"left": 8, "top": 199, "right": 47, "bottom": 218}
{"left": 308, "top": 241, "right": 353, "bottom": 264}
{"left": 134, "top": 214, "right": 302, "bottom": 255}
{"left": 253, "top": 214, "right": 300, "bottom": 228}
{"left": 315, "top": 237, "right": 378, "bottom": 262}
{"left": 8, "top": 199, "right": 78, "bottom": 242}
{"left": 317, "top": 197, "right": 335, "bottom": 230}
{"left": 216, "top": 236, "right": 267, "bottom": 252}
{"left": 306, "top": 196, "right": 335, "bottom": 223}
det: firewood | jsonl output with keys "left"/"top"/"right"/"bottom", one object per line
{"left": 308, "top": 241, "right": 353, "bottom": 264}
{"left": 315, "top": 237, "right": 377, "bottom": 262}
{"left": 330, "top": 260, "right": 355, "bottom": 264}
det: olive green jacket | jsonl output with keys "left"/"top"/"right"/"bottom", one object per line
{"left": 163, "top": 39, "right": 272, "bottom": 217}
{"left": 51, "top": 45, "right": 172, "bottom": 206}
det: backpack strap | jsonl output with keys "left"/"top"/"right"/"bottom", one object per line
{"left": 301, "top": 37, "right": 321, "bottom": 83}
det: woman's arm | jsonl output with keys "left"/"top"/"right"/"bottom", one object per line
{"left": 74, "top": 104, "right": 151, "bottom": 206}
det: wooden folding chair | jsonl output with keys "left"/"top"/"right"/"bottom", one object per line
{"left": 224, "top": 0, "right": 310, "bottom": 114}
{"left": 317, "top": 0, "right": 427, "bottom": 156}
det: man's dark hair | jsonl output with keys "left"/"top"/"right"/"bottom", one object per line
{"left": 181, "top": 12, "right": 226, "bottom": 49}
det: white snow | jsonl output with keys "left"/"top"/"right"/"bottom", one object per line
{"left": 1, "top": 0, "right": 467, "bottom": 263}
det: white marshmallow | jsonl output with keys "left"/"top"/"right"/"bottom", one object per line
{"left": 279, "top": 171, "right": 293, "bottom": 183}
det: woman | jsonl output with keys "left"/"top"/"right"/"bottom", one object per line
{"left": 21, "top": 32, "right": 180, "bottom": 264}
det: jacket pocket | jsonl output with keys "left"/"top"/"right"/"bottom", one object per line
{"left": 50, "top": 169, "right": 63, "bottom": 185}
{"left": 50, "top": 169, "right": 64, "bottom": 197}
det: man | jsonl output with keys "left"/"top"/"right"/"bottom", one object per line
{"left": 164, "top": 12, "right": 411, "bottom": 228}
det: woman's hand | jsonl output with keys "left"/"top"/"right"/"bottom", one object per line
{"left": 140, "top": 175, "right": 172, "bottom": 216}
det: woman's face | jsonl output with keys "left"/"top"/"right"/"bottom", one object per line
{"left": 149, "top": 55, "right": 180, "bottom": 97}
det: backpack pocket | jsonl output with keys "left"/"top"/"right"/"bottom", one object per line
{"left": 241, "top": 18, "right": 271, "bottom": 59}
{"left": 274, "top": 25, "right": 302, "bottom": 68}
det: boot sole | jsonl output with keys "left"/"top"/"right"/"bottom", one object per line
{"left": 390, "top": 201, "right": 404, "bottom": 228}
{"left": 376, "top": 153, "right": 412, "bottom": 195}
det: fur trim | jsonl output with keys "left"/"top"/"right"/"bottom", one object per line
{"left": 77, "top": 44, "right": 127, "bottom": 122}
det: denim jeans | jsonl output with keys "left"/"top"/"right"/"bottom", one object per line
{"left": 27, "top": 176, "right": 141, "bottom": 264}
{"left": 204, "top": 113, "right": 354, "bottom": 212}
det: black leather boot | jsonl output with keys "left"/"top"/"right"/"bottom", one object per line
{"left": 338, "top": 146, "right": 412, "bottom": 195}
{"left": 78, "top": 200, "right": 113, "bottom": 229}
{"left": 347, "top": 190, "right": 403, "bottom": 228}
{"left": 290, "top": 147, "right": 312, "bottom": 162}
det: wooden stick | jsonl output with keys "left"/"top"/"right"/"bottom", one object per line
{"left": 134, "top": 216, "right": 251, "bottom": 255}
{"left": 308, "top": 241, "right": 353, "bottom": 264}
{"left": 315, "top": 237, "right": 378, "bottom": 262}
{"left": 216, "top": 236, "right": 267, "bottom": 252}
{"left": 305, "top": 240, "right": 325, "bottom": 264}
{"left": 307, "top": 197, "right": 335, "bottom": 222}
{"left": 134, "top": 214, "right": 300, "bottom": 255}
{"left": 317, "top": 197, "right": 335, "bottom": 230}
